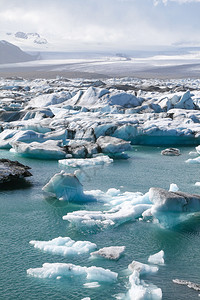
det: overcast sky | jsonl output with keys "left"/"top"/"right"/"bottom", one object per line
{"left": 0, "top": 0, "right": 200, "bottom": 50}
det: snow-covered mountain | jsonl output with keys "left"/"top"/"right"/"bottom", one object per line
{"left": 1, "top": 31, "right": 49, "bottom": 51}
{"left": 0, "top": 40, "right": 37, "bottom": 64}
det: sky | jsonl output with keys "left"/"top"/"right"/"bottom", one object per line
{"left": 0, "top": 0, "right": 200, "bottom": 51}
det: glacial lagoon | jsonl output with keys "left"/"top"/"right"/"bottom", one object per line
{"left": 0, "top": 146, "right": 200, "bottom": 300}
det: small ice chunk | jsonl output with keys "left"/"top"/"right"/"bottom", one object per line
{"left": 90, "top": 246, "right": 125, "bottom": 260}
{"left": 148, "top": 250, "right": 165, "bottom": 265}
{"left": 83, "top": 282, "right": 100, "bottom": 288}
{"left": 30, "top": 236, "right": 97, "bottom": 256}
{"left": 173, "top": 279, "right": 200, "bottom": 291}
{"left": 161, "top": 148, "right": 180, "bottom": 156}
{"left": 195, "top": 182, "right": 200, "bottom": 186}
{"left": 169, "top": 183, "right": 179, "bottom": 192}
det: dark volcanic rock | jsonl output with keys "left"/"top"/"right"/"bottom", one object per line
{"left": 0, "top": 159, "right": 32, "bottom": 183}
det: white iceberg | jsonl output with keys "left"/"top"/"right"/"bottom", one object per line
{"left": 186, "top": 156, "right": 200, "bottom": 164}
{"left": 0, "top": 129, "right": 45, "bottom": 149}
{"left": 28, "top": 91, "right": 72, "bottom": 108}
{"left": 27, "top": 262, "right": 118, "bottom": 282}
{"left": 127, "top": 260, "right": 162, "bottom": 300}
{"left": 148, "top": 250, "right": 165, "bottom": 265}
{"left": 29, "top": 236, "right": 97, "bottom": 256}
{"left": 42, "top": 171, "right": 84, "bottom": 202}
{"left": 11, "top": 140, "right": 67, "bottom": 160}
{"left": 58, "top": 155, "right": 113, "bottom": 168}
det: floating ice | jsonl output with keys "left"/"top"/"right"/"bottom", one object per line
{"left": 169, "top": 183, "right": 179, "bottom": 192}
{"left": 127, "top": 260, "right": 162, "bottom": 300}
{"left": 27, "top": 263, "right": 118, "bottom": 282}
{"left": 128, "top": 261, "right": 159, "bottom": 275}
{"left": 42, "top": 171, "right": 85, "bottom": 202}
{"left": 161, "top": 148, "right": 180, "bottom": 156}
{"left": 149, "top": 187, "right": 200, "bottom": 212}
{"left": 58, "top": 155, "right": 113, "bottom": 168}
{"left": 90, "top": 246, "right": 125, "bottom": 260}
{"left": 148, "top": 250, "right": 165, "bottom": 265}
{"left": 173, "top": 279, "right": 200, "bottom": 291}
{"left": 96, "top": 136, "right": 131, "bottom": 158}
{"left": 28, "top": 91, "right": 72, "bottom": 108}
{"left": 186, "top": 156, "right": 200, "bottom": 164}
{"left": 63, "top": 201, "right": 151, "bottom": 228}
{"left": 83, "top": 282, "right": 100, "bottom": 288}
{"left": 11, "top": 140, "right": 67, "bottom": 160}
{"left": 29, "top": 237, "right": 97, "bottom": 256}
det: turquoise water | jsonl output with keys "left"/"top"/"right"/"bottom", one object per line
{"left": 0, "top": 146, "right": 200, "bottom": 300}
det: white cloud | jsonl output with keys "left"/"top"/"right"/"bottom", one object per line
{"left": 1, "top": 0, "right": 200, "bottom": 50}
{"left": 154, "top": 0, "right": 200, "bottom": 5}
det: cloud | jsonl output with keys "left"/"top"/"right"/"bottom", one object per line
{"left": 154, "top": 0, "right": 200, "bottom": 5}
{"left": 1, "top": 0, "right": 200, "bottom": 50}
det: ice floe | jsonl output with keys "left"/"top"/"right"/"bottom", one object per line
{"left": 29, "top": 236, "right": 97, "bottom": 256}
{"left": 148, "top": 250, "right": 165, "bottom": 265}
{"left": 90, "top": 246, "right": 125, "bottom": 260}
{"left": 172, "top": 279, "right": 200, "bottom": 292}
{"left": 126, "top": 260, "right": 162, "bottom": 300}
{"left": 42, "top": 171, "right": 85, "bottom": 202}
{"left": 58, "top": 155, "right": 113, "bottom": 168}
{"left": 62, "top": 184, "right": 200, "bottom": 229}
{"left": 27, "top": 263, "right": 118, "bottom": 282}
{"left": 10, "top": 140, "right": 67, "bottom": 160}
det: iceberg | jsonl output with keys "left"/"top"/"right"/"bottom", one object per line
{"left": 127, "top": 260, "right": 162, "bottom": 300}
{"left": 186, "top": 156, "right": 200, "bottom": 164}
{"left": 96, "top": 136, "right": 131, "bottom": 158}
{"left": 58, "top": 155, "right": 113, "bottom": 168}
{"left": 0, "top": 129, "right": 45, "bottom": 149}
{"left": 10, "top": 140, "right": 67, "bottom": 160}
{"left": 149, "top": 187, "right": 200, "bottom": 212}
{"left": 148, "top": 250, "right": 165, "bottom": 265}
{"left": 28, "top": 91, "right": 72, "bottom": 108}
{"left": 90, "top": 246, "right": 125, "bottom": 260}
{"left": 42, "top": 171, "right": 84, "bottom": 202}
{"left": 29, "top": 236, "right": 97, "bottom": 256}
{"left": 27, "top": 262, "right": 118, "bottom": 282}
{"left": 63, "top": 202, "right": 151, "bottom": 228}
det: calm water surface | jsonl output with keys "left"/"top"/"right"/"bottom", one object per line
{"left": 0, "top": 146, "right": 200, "bottom": 300}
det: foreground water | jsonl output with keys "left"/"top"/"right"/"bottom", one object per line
{"left": 0, "top": 146, "right": 200, "bottom": 300}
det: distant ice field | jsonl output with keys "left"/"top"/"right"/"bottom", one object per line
{"left": 1, "top": 51, "right": 200, "bottom": 79}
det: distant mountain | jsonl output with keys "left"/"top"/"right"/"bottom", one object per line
{"left": 13, "top": 31, "right": 48, "bottom": 45}
{"left": 0, "top": 40, "right": 37, "bottom": 64}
